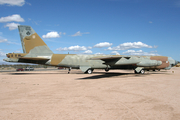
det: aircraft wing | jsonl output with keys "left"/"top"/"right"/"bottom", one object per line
{"left": 89, "top": 56, "right": 122, "bottom": 60}
{"left": 89, "top": 56, "right": 136, "bottom": 65}
{"left": 19, "top": 57, "right": 50, "bottom": 61}
{"left": 89, "top": 56, "right": 131, "bottom": 60}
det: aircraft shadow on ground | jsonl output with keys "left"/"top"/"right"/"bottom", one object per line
{"left": 4, "top": 70, "right": 168, "bottom": 77}
{"left": 77, "top": 72, "right": 145, "bottom": 80}
{"left": 77, "top": 71, "right": 169, "bottom": 80}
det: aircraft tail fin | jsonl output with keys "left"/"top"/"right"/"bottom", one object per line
{"left": 18, "top": 25, "right": 53, "bottom": 54}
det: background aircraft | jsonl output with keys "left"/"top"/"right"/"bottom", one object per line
{"left": 3, "top": 25, "right": 179, "bottom": 74}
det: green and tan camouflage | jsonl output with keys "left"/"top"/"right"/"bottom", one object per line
{"left": 3, "top": 25, "right": 179, "bottom": 74}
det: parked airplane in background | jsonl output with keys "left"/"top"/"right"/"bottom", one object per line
{"left": 3, "top": 25, "right": 179, "bottom": 74}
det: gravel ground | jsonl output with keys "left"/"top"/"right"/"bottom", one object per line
{"left": 0, "top": 68, "right": 180, "bottom": 120}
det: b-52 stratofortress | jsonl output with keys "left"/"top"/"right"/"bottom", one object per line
{"left": 3, "top": 25, "right": 179, "bottom": 74}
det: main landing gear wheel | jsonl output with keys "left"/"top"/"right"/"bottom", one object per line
{"left": 68, "top": 67, "right": 71, "bottom": 74}
{"left": 134, "top": 69, "right": 145, "bottom": 74}
{"left": 140, "top": 69, "right": 145, "bottom": 74}
{"left": 85, "top": 69, "right": 93, "bottom": 74}
{"left": 105, "top": 68, "right": 109, "bottom": 72}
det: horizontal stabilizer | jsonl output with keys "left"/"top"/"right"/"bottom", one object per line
{"left": 19, "top": 57, "right": 50, "bottom": 61}
{"left": 18, "top": 57, "right": 50, "bottom": 64}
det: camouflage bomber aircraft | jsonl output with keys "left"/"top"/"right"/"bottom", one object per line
{"left": 3, "top": 25, "right": 179, "bottom": 74}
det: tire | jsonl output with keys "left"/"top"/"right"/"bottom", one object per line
{"left": 105, "top": 68, "right": 109, "bottom": 72}
{"left": 87, "top": 69, "right": 92, "bottom": 74}
{"left": 140, "top": 69, "right": 145, "bottom": 74}
{"left": 134, "top": 69, "right": 145, "bottom": 74}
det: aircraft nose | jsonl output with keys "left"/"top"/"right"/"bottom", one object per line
{"left": 3, "top": 59, "right": 7, "bottom": 62}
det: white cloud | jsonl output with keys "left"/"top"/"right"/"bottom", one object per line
{"left": 0, "top": 0, "right": 25, "bottom": 6}
{"left": 4, "top": 22, "right": 20, "bottom": 30}
{"left": 0, "top": 14, "right": 25, "bottom": 23}
{"left": 94, "top": 42, "right": 113, "bottom": 48}
{"left": 42, "top": 32, "right": 60, "bottom": 38}
{"left": 0, "top": 38, "right": 19, "bottom": 45}
{"left": 28, "top": 18, "right": 41, "bottom": 25}
{"left": 56, "top": 45, "right": 90, "bottom": 51}
{"left": 59, "top": 32, "right": 66, "bottom": 35}
{"left": 111, "top": 51, "right": 120, "bottom": 55}
{"left": 95, "top": 53, "right": 104, "bottom": 55}
{"left": 0, "top": 39, "right": 8, "bottom": 43}
{"left": 0, "top": 50, "right": 6, "bottom": 57}
{"left": 71, "top": 31, "right": 81, "bottom": 36}
{"left": 87, "top": 46, "right": 92, "bottom": 49}
{"left": 26, "top": 2, "right": 31, "bottom": 6}
{"left": 71, "top": 31, "right": 90, "bottom": 37}
{"left": 107, "top": 42, "right": 153, "bottom": 50}
{"left": 149, "top": 21, "right": 153, "bottom": 23}
{"left": 13, "top": 50, "right": 21, "bottom": 53}
{"left": 83, "top": 50, "right": 92, "bottom": 54}
{"left": 0, "top": 52, "right": 6, "bottom": 57}
{"left": 123, "top": 50, "right": 159, "bottom": 56}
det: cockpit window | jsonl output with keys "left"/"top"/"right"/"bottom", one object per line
{"left": 6, "top": 54, "right": 10, "bottom": 58}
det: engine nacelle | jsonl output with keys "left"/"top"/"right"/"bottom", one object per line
{"left": 136, "top": 60, "right": 162, "bottom": 67}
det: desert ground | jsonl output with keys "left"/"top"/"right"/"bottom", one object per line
{"left": 0, "top": 68, "right": 180, "bottom": 120}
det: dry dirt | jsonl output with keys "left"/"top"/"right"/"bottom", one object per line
{"left": 0, "top": 68, "right": 180, "bottom": 120}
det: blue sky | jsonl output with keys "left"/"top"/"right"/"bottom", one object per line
{"left": 0, "top": 0, "right": 180, "bottom": 63}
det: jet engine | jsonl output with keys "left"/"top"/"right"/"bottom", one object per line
{"left": 136, "top": 60, "right": 162, "bottom": 67}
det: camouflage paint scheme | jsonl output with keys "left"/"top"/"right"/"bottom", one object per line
{"left": 3, "top": 25, "right": 178, "bottom": 74}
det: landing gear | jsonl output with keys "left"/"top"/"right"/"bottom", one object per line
{"left": 87, "top": 69, "right": 92, "bottom": 74}
{"left": 85, "top": 69, "right": 93, "bottom": 74}
{"left": 134, "top": 69, "right": 145, "bottom": 74}
{"left": 140, "top": 69, "right": 145, "bottom": 74}
{"left": 68, "top": 67, "right": 71, "bottom": 74}
{"left": 105, "top": 67, "right": 109, "bottom": 72}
